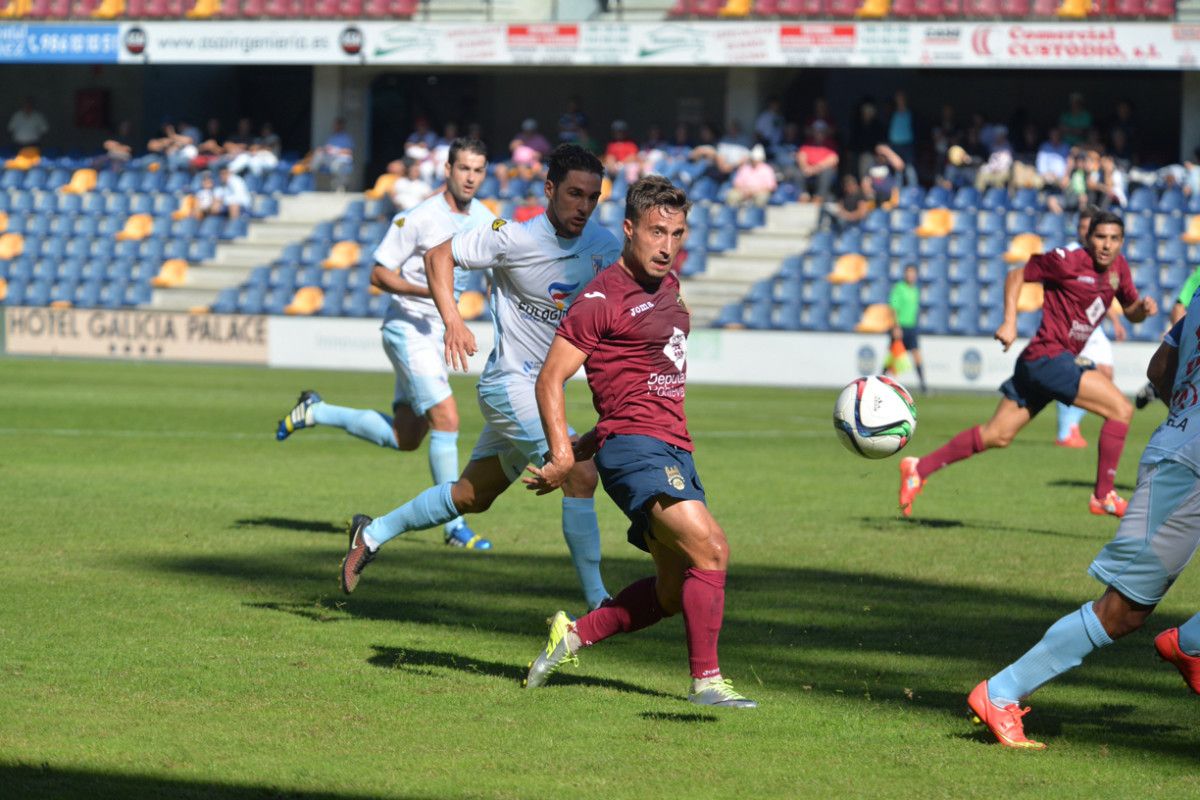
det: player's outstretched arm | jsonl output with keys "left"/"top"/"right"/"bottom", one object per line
{"left": 425, "top": 239, "right": 476, "bottom": 372}
{"left": 995, "top": 266, "right": 1025, "bottom": 351}
{"left": 1122, "top": 295, "right": 1158, "bottom": 323}
{"left": 525, "top": 337, "right": 588, "bottom": 496}
{"left": 1147, "top": 338, "right": 1179, "bottom": 405}
{"left": 370, "top": 264, "right": 431, "bottom": 298}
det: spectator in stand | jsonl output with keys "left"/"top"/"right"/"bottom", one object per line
{"left": 887, "top": 90, "right": 917, "bottom": 187}
{"left": 228, "top": 117, "right": 255, "bottom": 147}
{"left": 1109, "top": 99, "right": 1136, "bottom": 156}
{"left": 193, "top": 171, "right": 219, "bottom": 219}
{"left": 774, "top": 121, "right": 802, "bottom": 174}
{"left": 822, "top": 173, "right": 868, "bottom": 233}
{"left": 666, "top": 122, "right": 692, "bottom": 157}
{"left": 152, "top": 120, "right": 200, "bottom": 171}
{"left": 215, "top": 166, "right": 252, "bottom": 219}
{"left": 511, "top": 118, "right": 552, "bottom": 159}
{"left": 227, "top": 139, "right": 279, "bottom": 177}
{"left": 390, "top": 158, "right": 433, "bottom": 212}
{"left": 862, "top": 144, "right": 905, "bottom": 206}
{"left": 1011, "top": 122, "right": 1043, "bottom": 190}
{"left": 796, "top": 121, "right": 839, "bottom": 204}
{"left": 1037, "top": 128, "right": 1071, "bottom": 213}
{"left": 805, "top": 97, "right": 837, "bottom": 144}
{"left": 574, "top": 125, "right": 601, "bottom": 156}
{"left": 974, "top": 127, "right": 1012, "bottom": 191}
{"left": 197, "top": 117, "right": 226, "bottom": 161}
{"left": 641, "top": 124, "right": 669, "bottom": 153}
{"left": 1109, "top": 127, "right": 1134, "bottom": 167}
{"left": 310, "top": 118, "right": 355, "bottom": 191}
{"left": 939, "top": 144, "right": 977, "bottom": 191}
{"left": 8, "top": 96, "right": 48, "bottom": 148}
{"left": 850, "top": 99, "right": 886, "bottom": 179}
{"left": 604, "top": 119, "right": 640, "bottom": 179}
{"left": 513, "top": 192, "right": 545, "bottom": 223}
{"left": 754, "top": 97, "right": 785, "bottom": 152}
{"left": 92, "top": 120, "right": 134, "bottom": 171}
{"left": 406, "top": 116, "right": 438, "bottom": 150}
{"left": 721, "top": 119, "right": 752, "bottom": 149}
{"left": 727, "top": 144, "right": 777, "bottom": 207}
{"left": 931, "top": 103, "right": 961, "bottom": 176}
{"left": 258, "top": 122, "right": 281, "bottom": 158}
{"left": 1059, "top": 92, "right": 1092, "bottom": 146}
{"left": 1060, "top": 147, "right": 1089, "bottom": 213}
{"left": 428, "top": 122, "right": 459, "bottom": 184}
{"left": 557, "top": 96, "right": 588, "bottom": 144}
{"left": 1103, "top": 154, "right": 1128, "bottom": 208}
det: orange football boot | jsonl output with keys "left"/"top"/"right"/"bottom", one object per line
{"left": 899, "top": 457, "right": 923, "bottom": 517}
{"left": 1089, "top": 490, "right": 1128, "bottom": 518}
{"left": 1056, "top": 425, "right": 1088, "bottom": 449}
{"left": 967, "top": 681, "right": 1046, "bottom": 750}
{"left": 1154, "top": 628, "right": 1200, "bottom": 694}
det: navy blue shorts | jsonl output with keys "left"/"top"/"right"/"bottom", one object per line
{"left": 594, "top": 434, "right": 707, "bottom": 553}
{"left": 1000, "top": 352, "right": 1091, "bottom": 417}
{"left": 900, "top": 327, "right": 919, "bottom": 351}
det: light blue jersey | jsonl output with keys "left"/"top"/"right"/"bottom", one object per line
{"left": 373, "top": 193, "right": 495, "bottom": 322}
{"left": 1143, "top": 291, "right": 1200, "bottom": 474}
{"left": 450, "top": 214, "right": 621, "bottom": 390}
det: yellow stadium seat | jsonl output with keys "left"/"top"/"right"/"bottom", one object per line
{"left": 171, "top": 195, "right": 197, "bottom": 221}
{"left": 827, "top": 253, "right": 868, "bottom": 285}
{"left": 368, "top": 283, "right": 383, "bottom": 296}
{"left": 481, "top": 198, "right": 502, "bottom": 216}
{"left": 4, "top": 146, "right": 40, "bottom": 170}
{"left": 1018, "top": 282, "right": 1045, "bottom": 313}
{"left": 855, "top": 303, "right": 895, "bottom": 333}
{"left": 49, "top": 299, "right": 72, "bottom": 309}
{"left": 0, "top": 0, "right": 32, "bottom": 20}
{"left": 189, "top": 306, "right": 210, "bottom": 315}
{"left": 718, "top": 0, "right": 752, "bottom": 15}
{"left": 0, "top": 277, "right": 7, "bottom": 302}
{"left": 457, "top": 290, "right": 486, "bottom": 321}
{"left": 0, "top": 211, "right": 7, "bottom": 233}
{"left": 364, "top": 173, "right": 398, "bottom": 200}
{"left": 60, "top": 168, "right": 98, "bottom": 195}
{"left": 599, "top": 176, "right": 613, "bottom": 203}
{"left": 290, "top": 160, "right": 310, "bottom": 175}
{"left": 0, "top": 232, "right": 24, "bottom": 259}
{"left": 1004, "top": 232, "right": 1043, "bottom": 264}
{"left": 1055, "top": 0, "right": 1090, "bottom": 17}
{"left": 185, "top": 0, "right": 220, "bottom": 17}
{"left": 915, "top": 208, "right": 953, "bottom": 238}
{"left": 1182, "top": 215, "right": 1200, "bottom": 245}
{"left": 91, "top": 0, "right": 125, "bottom": 18}
{"left": 284, "top": 286, "right": 324, "bottom": 315}
{"left": 150, "top": 259, "right": 189, "bottom": 288}
{"left": 322, "top": 240, "right": 361, "bottom": 269}
{"left": 115, "top": 213, "right": 153, "bottom": 241}
{"left": 854, "top": 0, "right": 890, "bottom": 18}
{"left": 147, "top": 161, "right": 161, "bottom": 172}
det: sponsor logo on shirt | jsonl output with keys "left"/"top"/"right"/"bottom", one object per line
{"left": 662, "top": 326, "right": 687, "bottom": 371}
{"left": 1069, "top": 320, "right": 1095, "bottom": 341}
{"left": 517, "top": 300, "right": 568, "bottom": 324}
{"left": 1085, "top": 296, "right": 1106, "bottom": 325}
{"left": 629, "top": 301, "right": 655, "bottom": 317}
{"left": 583, "top": 291, "right": 606, "bottom": 299}
{"left": 547, "top": 281, "right": 579, "bottom": 310}
{"left": 1076, "top": 275, "right": 1095, "bottom": 284}
{"left": 647, "top": 372, "right": 686, "bottom": 399}
{"left": 394, "top": 217, "right": 406, "bottom": 229}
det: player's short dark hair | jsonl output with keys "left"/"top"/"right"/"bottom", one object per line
{"left": 1087, "top": 210, "right": 1125, "bottom": 239}
{"left": 1079, "top": 203, "right": 1102, "bottom": 223}
{"left": 447, "top": 137, "right": 487, "bottom": 167}
{"left": 624, "top": 175, "right": 691, "bottom": 224}
{"left": 545, "top": 144, "right": 603, "bottom": 186}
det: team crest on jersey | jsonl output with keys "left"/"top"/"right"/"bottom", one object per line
{"left": 547, "top": 281, "right": 580, "bottom": 310}
{"left": 491, "top": 219, "right": 507, "bottom": 232}
{"left": 394, "top": 217, "right": 405, "bottom": 229}
{"left": 676, "top": 292, "right": 689, "bottom": 314}
{"left": 1109, "top": 271, "right": 1120, "bottom": 290}
{"left": 663, "top": 326, "right": 687, "bottom": 371}
{"left": 664, "top": 466, "right": 686, "bottom": 491}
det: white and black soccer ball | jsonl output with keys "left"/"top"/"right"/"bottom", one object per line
{"left": 833, "top": 376, "right": 918, "bottom": 459}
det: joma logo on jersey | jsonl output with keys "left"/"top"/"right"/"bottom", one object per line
{"left": 547, "top": 281, "right": 579, "bottom": 310}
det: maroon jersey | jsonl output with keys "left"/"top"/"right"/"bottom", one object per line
{"left": 556, "top": 263, "right": 692, "bottom": 451}
{"left": 1021, "top": 246, "right": 1137, "bottom": 362}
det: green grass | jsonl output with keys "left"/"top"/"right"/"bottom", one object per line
{"left": 1, "top": 356, "right": 1198, "bottom": 799}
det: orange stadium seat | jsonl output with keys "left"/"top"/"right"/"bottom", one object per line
{"left": 1018, "top": 282, "right": 1045, "bottom": 313}
{"left": 0, "top": 0, "right": 32, "bottom": 17}
{"left": 89, "top": 0, "right": 123, "bottom": 17}
{"left": 916, "top": 208, "right": 953, "bottom": 238}
{"left": 4, "top": 147, "right": 40, "bottom": 170}
{"left": 0, "top": 211, "right": 8, "bottom": 233}
{"left": 60, "top": 169, "right": 97, "bottom": 195}
{"left": 855, "top": 303, "right": 894, "bottom": 333}
{"left": 172, "top": 195, "right": 197, "bottom": 220}
{"left": 1055, "top": 0, "right": 1090, "bottom": 16}
{"left": 854, "top": 0, "right": 891, "bottom": 17}
{"left": 0, "top": 233, "right": 24, "bottom": 260}
{"left": 284, "top": 286, "right": 324, "bottom": 315}
{"left": 50, "top": 299, "right": 72, "bottom": 309}
{"left": 150, "top": 259, "right": 189, "bottom": 288}
{"left": 718, "top": 0, "right": 752, "bottom": 15}
{"left": 364, "top": 173, "right": 397, "bottom": 200}
{"left": 1004, "top": 232, "right": 1043, "bottom": 264}
{"left": 1182, "top": 215, "right": 1200, "bottom": 244}
{"left": 457, "top": 290, "right": 486, "bottom": 320}
{"left": 184, "top": 0, "right": 220, "bottom": 16}
{"left": 827, "top": 253, "right": 868, "bottom": 284}
{"left": 115, "top": 214, "right": 154, "bottom": 241}
{"left": 0, "top": 278, "right": 7, "bottom": 303}
{"left": 322, "top": 240, "right": 360, "bottom": 269}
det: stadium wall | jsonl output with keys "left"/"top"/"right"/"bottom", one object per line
{"left": 0, "top": 306, "right": 1163, "bottom": 394}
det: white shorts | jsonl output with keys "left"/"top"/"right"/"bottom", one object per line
{"left": 1088, "top": 459, "right": 1200, "bottom": 605}
{"left": 469, "top": 379, "right": 575, "bottom": 483}
{"left": 381, "top": 312, "right": 452, "bottom": 416}
{"left": 1080, "top": 326, "right": 1113, "bottom": 367}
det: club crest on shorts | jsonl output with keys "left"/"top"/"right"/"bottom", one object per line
{"left": 664, "top": 465, "right": 686, "bottom": 491}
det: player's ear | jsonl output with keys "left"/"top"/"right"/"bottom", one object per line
{"left": 544, "top": 178, "right": 554, "bottom": 200}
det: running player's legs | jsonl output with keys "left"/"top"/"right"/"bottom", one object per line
{"left": 978, "top": 397, "right": 1035, "bottom": 448}
{"left": 1072, "top": 369, "right": 1134, "bottom": 509}
{"left": 384, "top": 318, "right": 454, "bottom": 450}
{"left": 1072, "top": 369, "right": 1132, "bottom": 422}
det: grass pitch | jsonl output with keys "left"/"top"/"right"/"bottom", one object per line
{"left": 2, "top": 356, "right": 1198, "bottom": 799}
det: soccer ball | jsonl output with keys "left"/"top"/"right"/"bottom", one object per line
{"left": 833, "top": 376, "right": 917, "bottom": 459}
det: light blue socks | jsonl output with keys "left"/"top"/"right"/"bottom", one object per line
{"left": 988, "top": 601, "right": 1113, "bottom": 706}
{"left": 312, "top": 402, "right": 398, "bottom": 449}
{"left": 1177, "top": 612, "right": 1200, "bottom": 655}
{"left": 428, "top": 430, "right": 466, "bottom": 535}
{"left": 1056, "top": 402, "right": 1087, "bottom": 441}
{"left": 561, "top": 497, "right": 609, "bottom": 609}
{"left": 363, "top": 482, "right": 458, "bottom": 549}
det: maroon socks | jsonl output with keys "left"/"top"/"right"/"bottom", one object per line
{"left": 573, "top": 576, "right": 664, "bottom": 647}
{"left": 682, "top": 567, "right": 726, "bottom": 680}
{"left": 917, "top": 425, "right": 985, "bottom": 480}
{"left": 1096, "top": 420, "right": 1129, "bottom": 498}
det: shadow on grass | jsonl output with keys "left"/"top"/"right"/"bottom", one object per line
{"left": 234, "top": 516, "right": 343, "bottom": 535}
{"left": 860, "top": 515, "right": 1093, "bottom": 540}
{"left": 638, "top": 711, "right": 719, "bottom": 723}
{"left": 0, "top": 762, "right": 439, "bottom": 800}
{"left": 367, "top": 645, "right": 675, "bottom": 698}
{"left": 153, "top": 547, "right": 1200, "bottom": 760}
{"left": 1047, "top": 479, "right": 1136, "bottom": 492}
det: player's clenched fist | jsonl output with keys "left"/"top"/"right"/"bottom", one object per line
{"left": 994, "top": 319, "right": 1018, "bottom": 352}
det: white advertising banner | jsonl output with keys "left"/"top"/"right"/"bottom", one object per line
{"left": 104, "top": 20, "right": 1200, "bottom": 69}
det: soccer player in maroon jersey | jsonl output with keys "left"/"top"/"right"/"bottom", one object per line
{"left": 520, "top": 175, "right": 757, "bottom": 708}
{"left": 899, "top": 211, "right": 1158, "bottom": 518}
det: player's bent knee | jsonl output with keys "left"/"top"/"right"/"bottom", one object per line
{"left": 451, "top": 482, "right": 497, "bottom": 514}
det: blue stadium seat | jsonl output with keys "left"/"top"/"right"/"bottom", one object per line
{"left": 1158, "top": 238, "right": 1186, "bottom": 263}
{"left": 948, "top": 233, "right": 978, "bottom": 260}
{"left": 980, "top": 187, "right": 1009, "bottom": 211}
{"left": 269, "top": 265, "right": 297, "bottom": 289}
{"left": 139, "top": 171, "right": 165, "bottom": 193}
{"left": 1161, "top": 261, "right": 1188, "bottom": 291}
{"left": 888, "top": 208, "right": 919, "bottom": 232}
{"left": 3, "top": 279, "right": 27, "bottom": 305}
{"left": 860, "top": 231, "right": 887, "bottom": 257}
{"left": 1127, "top": 186, "right": 1155, "bottom": 213}
{"left": 921, "top": 305, "right": 949, "bottom": 335}
{"left": 309, "top": 220, "right": 334, "bottom": 243}
{"left": 1011, "top": 188, "right": 1038, "bottom": 212}
{"left": 976, "top": 210, "right": 1003, "bottom": 236}
{"left": 860, "top": 277, "right": 889, "bottom": 306}
{"left": 801, "top": 278, "right": 831, "bottom": 304}
{"left": 707, "top": 227, "right": 737, "bottom": 253}
{"left": 358, "top": 220, "right": 387, "bottom": 244}
{"left": 94, "top": 170, "right": 117, "bottom": 192}
{"left": 898, "top": 186, "right": 924, "bottom": 209}
{"left": 74, "top": 279, "right": 101, "bottom": 308}
{"left": 296, "top": 265, "right": 322, "bottom": 288}
{"left": 861, "top": 209, "right": 888, "bottom": 233}
{"left": 1154, "top": 213, "right": 1184, "bottom": 239}
{"left": 238, "top": 286, "right": 266, "bottom": 314}
{"left": 1158, "top": 188, "right": 1185, "bottom": 214}
{"left": 922, "top": 186, "right": 950, "bottom": 209}
{"left": 889, "top": 232, "right": 918, "bottom": 261}
{"left": 0, "top": 170, "right": 24, "bottom": 190}
{"left": 801, "top": 252, "right": 832, "bottom": 278}
{"left": 948, "top": 303, "right": 979, "bottom": 335}
{"left": 287, "top": 173, "right": 315, "bottom": 194}
{"left": 25, "top": 279, "right": 51, "bottom": 306}
{"left": 1005, "top": 210, "right": 1037, "bottom": 236}
{"left": 124, "top": 282, "right": 152, "bottom": 306}
{"left": 59, "top": 193, "right": 82, "bottom": 215}
{"left": 919, "top": 237, "right": 947, "bottom": 259}
{"left": 188, "top": 239, "right": 217, "bottom": 261}
{"left": 866, "top": 254, "right": 889, "bottom": 280}
{"left": 221, "top": 217, "right": 249, "bottom": 240}
{"left": 951, "top": 211, "right": 977, "bottom": 235}
{"left": 977, "top": 235, "right": 1005, "bottom": 259}
{"left": 261, "top": 172, "right": 289, "bottom": 195}
{"left": 34, "top": 192, "right": 58, "bottom": 214}
{"left": 977, "top": 257, "right": 1007, "bottom": 285}
{"left": 129, "top": 194, "right": 153, "bottom": 215}
{"left": 210, "top": 288, "right": 238, "bottom": 314}
{"left": 23, "top": 168, "right": 48, "bottom": 192}
{"left": 952, "top": 186, "right": 980, "bottom": 211}
{"left": 598, "top": 201, "right": 623, "bottom": 226}
{"left": 164, "top": 240, "right": 189, "bottom": 261}
{"left": 833, "top": 229, "right": 862, "bottom": 255}
{"left": 1035, "top": 213, "right": 1067, "bottom": 239}
{"left": 299, "top": 241, "right": 327, "bottom": 265}
{"left": 680, "top": 249, "right": 707, "bottom": 277}
{"left": 1016, "top": 311, "right": 1042, "bottom": 338}
{"left": 807, "top": 231, "right": 833, "bottom": 254}
{"left": 1124, "top": 211, "right": 1151, "bottom": 240}
{"left": 736, "top": 205, "right": 766, "bottom": 230}
{"left": 1124, "top": 236, "right": 1154, "bottom": 262}
{"left": 828, "top": 302, "right": 862, "bottom": 332}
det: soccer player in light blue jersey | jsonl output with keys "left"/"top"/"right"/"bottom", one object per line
{"left": 338, "top": 144, "right": 623, "bottom": 611}
{"left": 968, "top": 288, "right": 1200, "bottom": 750}
{"left": 276, "top": 138, "right": 495, "bottom": 550}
